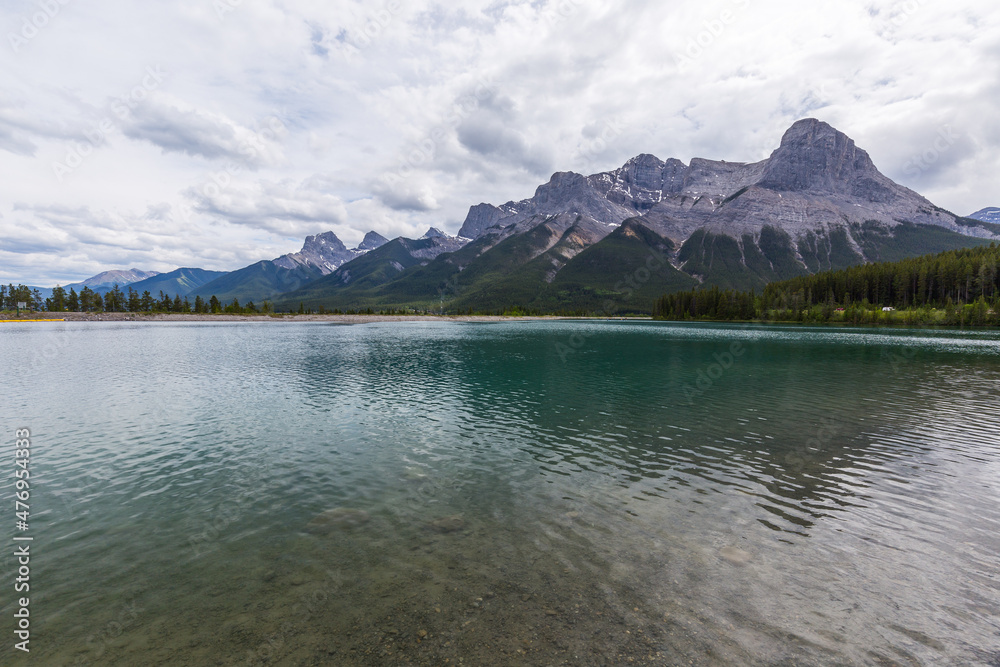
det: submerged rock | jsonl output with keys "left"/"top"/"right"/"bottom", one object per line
{"left": 403, "top": 467, "right": 429, "bottom": 481}
{"left": 305, "top": 508, "right": 370, "bottom": 534}
{"left": 427, "top": 514, "right": 465, "bottom": 533}
{"left": 719, "top": 546, "right": 752, "bottom": 565}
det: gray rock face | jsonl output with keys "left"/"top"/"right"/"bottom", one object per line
{"left": 758, "top": 119, "right": 898, "bottom": 204}
{"left": 588, "top": 154, "right": 687, "bottom": 211}
{"left": 532, "top": 214, "right": 619, "bottom": 282}
{"left": 455, "top": 170, "right": 634, "bottom": 241}
{"left": 421, "top": 227, "right": 448, "bottom": 239}
{"left": 454, "top": 118, "right": 998, "bottom": 249}
{"left": 458, "top": 203, "right": 510, "bottom": 240}
{"left": 680, "top": 158, "right": 766, "bottom": 197}
{"left": 759, "top": 119, "right": 876, "bottom": 192}
{"left": 404, "top": 235, "right": 467, "bottom": 260}
{"left": 443, "top": 212, "right": 618, "bottom": 297}
{"left": 479, "top": 172, "right": 634, "bottom": 234}
{"left": 357, "top": 231, "right": 389, "bottom": 251}
{"left": 527, "top": 171, "right": 635, "bottom": 222}
{"left": 618, "top": 153, "right": 687, "bottom": 192}
{"left": 273, "top": 231, "right": 355, "bottom": 275}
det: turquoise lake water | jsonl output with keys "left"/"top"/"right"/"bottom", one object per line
{"left": 1, "top": 320, "right": 999, "bottom": 665}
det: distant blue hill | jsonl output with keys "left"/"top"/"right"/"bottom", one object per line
{"left": 189, "top": 261, "right": 323, "bottom": 304}
{"left": 27, "top": 286, "right": 53, "bottom": 300}
{"left": 62, "top": 268, "right": 160, "bottom": 295}
{"left": 969, "top": 207, "right": 1000, "bottom": 224}
{"left": 127, "top": 268, "right": 229, "bottom": 298}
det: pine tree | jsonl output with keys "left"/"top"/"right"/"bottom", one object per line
{"left": 67, "top": 288, "right": 80, "bottom": 312}
{"left": 106, "top": 283, "right": 125, "bottom": 312}
{"left": 655, "top": 243, "right": 1000, "bottom": 323}
{"left": 47, "top": 285, "right": 67, "bottom": 312}
{"left": 79, "top": 286, "right": 94, "bottom": 312}
{"left": 127, "top": 287, "right": 141, "bottom": 312}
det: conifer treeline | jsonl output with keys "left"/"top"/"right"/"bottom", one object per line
{"left": 654, "top": 243, "right": 1000, "bottom": 325}
{"left": 0, "top": 284, "right": 42, "bottom": 310}
{"left": 2, "top": 282, "right": 268, "bottom": 315}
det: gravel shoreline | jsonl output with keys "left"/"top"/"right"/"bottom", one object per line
{"left": 0, "top": 313, "right": 595, "bottom": 324}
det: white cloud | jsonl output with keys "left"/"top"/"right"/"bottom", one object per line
{"left": 0, "top": 202, "right": 305, "bottom": 286}
{"left": 121, "top": 94, "right": 287, "bottom": 167}
{"left": 187, "top": 175, "right": 348, "bottom": 235}
{"left": 0, "top": 0, "right": 998, "bottom": 285}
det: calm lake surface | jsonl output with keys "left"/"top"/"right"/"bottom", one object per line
{"left": 1, "top": 320, "right": 999, "bottom": 666}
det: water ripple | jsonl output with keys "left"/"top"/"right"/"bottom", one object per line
{"left": 1, "top": 320, "right": 998, "bottom": 665}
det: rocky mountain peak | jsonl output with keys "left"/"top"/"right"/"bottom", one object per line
{"left": 302, "top": 231, "right": 349, "bottom": 255}
{"left": 458, "top": 203, "right": 508, "bottom": 239}
{"left": 527, "top": 171, "right": 633, "bottom": 223}
{"left": 778, "top": 118, "right": 841, "bottom": 146}
{"left": 357, "top": 231, "right": 389, "bottom": 251}
{"left": 452, "top": 118, "right": 987, "bottom": 249}
{"left": 273, "top": 231, "right": 355, "bottom": 275}
{"left": 64, "top": 268, "right": 161, "bottom": 294}
{"left": 622, "top": 153, "right": 666, "bottom": 174}
{"left": 534, "top": 171, "right": 589, "bottom": 201}
{"left": 421, "top": 227, "right": 448, "bottom": 239}
{"left": 758, "top": 118, "right": 881, "bottom": 195}
{"left": 608, "top": 154, "right": 688, "bottom": 194}
{"left": 82, "top": 268, "right": 159, "bottom": 286}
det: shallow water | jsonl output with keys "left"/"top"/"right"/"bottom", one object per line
{"left": 1, "top": 320, "right": 999, "bottom": 665}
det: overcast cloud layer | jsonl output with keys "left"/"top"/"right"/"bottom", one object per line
{"left": 1, "top": 0, "right": 998, "bottom": 286}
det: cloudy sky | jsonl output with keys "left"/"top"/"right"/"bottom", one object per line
{"left": 1, "top": 0, "right": 997, "bottom": 286}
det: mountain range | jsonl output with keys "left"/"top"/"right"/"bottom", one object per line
{"left": 128, "top": 268, "right": 228, "bottom": 297}
{"left": 33, "top": 119, "right": 1000, "bottom": 313}
{"left": 273, "top": 118, "right": 998, "bottom": 313}
{"left": 26, "top": 268, "right": 160, "bottom": 301}
{"left": 188, "top": 230, "right": 391, "bottom": 303}
{"left": 69, "top": 269, "right": 160, "bottom": 294}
